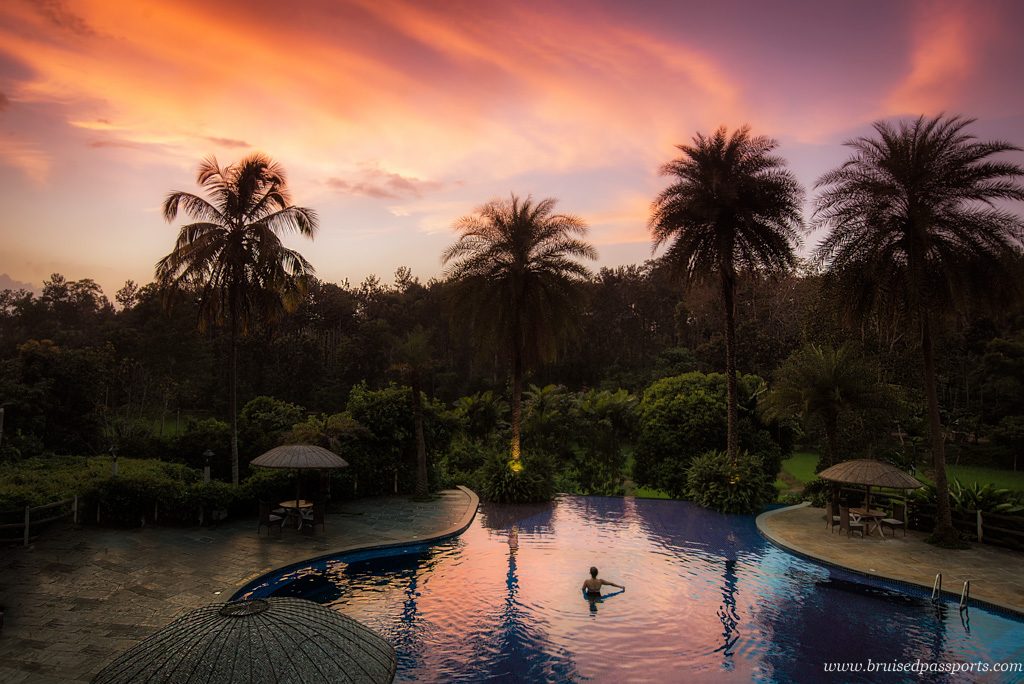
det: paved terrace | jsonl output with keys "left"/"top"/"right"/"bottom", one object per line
{"left": 0, "top": 487, "right": 478, "bottom": 684}
{"left": 757, "top": 503, "right": 1024, "bottom": 615}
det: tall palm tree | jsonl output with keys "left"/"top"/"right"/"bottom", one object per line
{"left": 156, "top": 153, "right": 318, "bottom": 485}
{"left": 650, "top": 126, "right": 804, "bottom": 462}
{"left": 761, "top": 344, "right": 884, "bottom": 468}
{"left": 813, "top": 114, "right": 1024, "bottom": 543}
{"left": 442, "top": 194, "right": 597, "bottom": 465}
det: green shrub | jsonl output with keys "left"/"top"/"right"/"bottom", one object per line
{"left": 480, "top": 453, "right": 554, "bottom": 503}
{"left": 800, "top": 478, "right": 832, "bottom": 508}
{"left": 240, "top": 396, "right": 306, "bottom": 460}
{"left": 634, "top": 372, "right": 782, "bottom": 492}
{"left": 685, "top": 450, "right": 774, "bottom": 514}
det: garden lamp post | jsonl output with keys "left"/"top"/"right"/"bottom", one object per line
{"left": 203, "top": 450, "right": 213, "bottom": 484}
{"left": 111, "top": 445, "right": 119, "bottom": 477}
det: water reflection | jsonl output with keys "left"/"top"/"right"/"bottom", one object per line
{"left": 238, "top": 496, "right": 1024, "bottom": 683}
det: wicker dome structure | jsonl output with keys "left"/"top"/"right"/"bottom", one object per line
{"left": 818, "top": 459, "right": 924, "bottom": 489}
{"left": 92, "top": 598, "right": 396, "bottom": 684}
{"left": 250, "top": 445, "right": 349, "bottom": 470}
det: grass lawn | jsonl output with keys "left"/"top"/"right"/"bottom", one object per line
{"left": 778, "top": 450, "right": 1024, "bottom": 493}
{"left": 780, "top": 451, "right": 819, "bottom": 484}
{"left": 922, "top": 464, "right": 1024, "bottom": 492}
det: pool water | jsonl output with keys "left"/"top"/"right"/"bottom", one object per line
{"left": 237, "top": 496, "right": 1024, "bottom": 682}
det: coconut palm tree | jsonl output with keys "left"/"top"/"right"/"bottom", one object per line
{"left": 761, "top": 344, "right": 884, "bottom": 469}
{"left": 442, "top": 194, "right": 596, "bottom": 465}
{"left": 650, "top": 126, "right": 804, "bottom": 462}
{"left": 156, "top": 153, "right": 318, "bottom": 485}
{"left": 813, "top": 114, "right": 1024, "bottom": 543}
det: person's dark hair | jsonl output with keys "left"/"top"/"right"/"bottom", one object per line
{"left": 590, "top": 566, "right": 598, "bottom": 577}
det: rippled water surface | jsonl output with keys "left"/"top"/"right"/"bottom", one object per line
{"left": 238, "top": 496, "right": 1024, "bottom": 682}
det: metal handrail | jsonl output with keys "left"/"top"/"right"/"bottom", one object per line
{"left": 960, "top": 580, "right": 971, "bottom": 611}
{"left": 931, "top": 573, "right": 942, "bottom": 602}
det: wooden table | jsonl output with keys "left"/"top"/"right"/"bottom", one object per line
{"left": 850, "top": 508, "right": 887, "bottom": 538}
{"left": 278, "top": 499, "right": 313, "bottom": 529}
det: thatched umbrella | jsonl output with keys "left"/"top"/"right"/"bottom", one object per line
{"left": 93, "top": 598, "right": 396, "bottom": 683}
{"left": 251, "top": 445, "right": 349, "bottom": 503}
{"left": 818, "top": 458, "right": 923, "bottom": 509}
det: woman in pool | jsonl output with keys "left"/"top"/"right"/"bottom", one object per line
{"left": 582, "top": 566, "right": 624, "bottom": 596}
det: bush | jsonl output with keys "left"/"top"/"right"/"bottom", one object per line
{"left": 240, "top": 396, "right": 306, "bottom": 460}
{"left": 634, "top": 372, "right": 782, "bottom": 492}
{"left": 800, "top": 478, "right": 832, "bottom": 508}
{"left": 170, "top": 418, "right": 232, "bottom": 477}
{"left": 480, "top": 453, "right": 554, "bottom": 503}
{"left": 86, "top": 460, "right": 199, "bottom": 526}
{"left": 685, "top": 450, "right": 774, "bottom": 514}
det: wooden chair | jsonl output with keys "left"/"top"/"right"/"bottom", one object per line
{"left": 302, "top": 499, "right": 326, "bottom": 534}
{"left": 258, "top": 501, "right": 283, "bottom": 537}
{"left": 881, "top": 502, "right": 907, "bottom": 538}
{"left": 826, "top": 502, "right": 841, "bottom": 533}
{"left": 839, "top": 505, "right": 865, "bottom": 538}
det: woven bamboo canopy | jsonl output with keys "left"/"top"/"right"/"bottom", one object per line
{"left": 250, "top": 444, "right": 349, "bottom": 470}
{"left": 92, "top": 598, "right": 396, "bottom": 684}
{"left": 818, "top": 459, "right": 923, "bottom": 490}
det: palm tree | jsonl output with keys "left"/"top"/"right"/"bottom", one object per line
{"left": 813, "top": 114, "right": 1024, "bottom": 543}
{"left": 442, "top": 194, "right": 597, "bottom": 465}
{"left": 650, "top": 126, "right": 804, "bottom": 462}
{"left": 761, "top": 344, "right": 884, "bottom": 468}
{"left": 156, "top": 153, "right": 318, "bottom": 485}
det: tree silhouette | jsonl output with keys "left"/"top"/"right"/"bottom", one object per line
{"left": 813, "top": 114, "right": 1024, "bottom": 543}
{"left": 650, "top": 126, "right": 803, "bottom": 461}
{"left": 156, "top": 154, "right": 318, "bottom": 484}
{"left": 443, "top": 194, "right": 596, "bottom": 465}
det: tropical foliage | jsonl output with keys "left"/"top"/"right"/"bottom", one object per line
{"left": 442, "top": 194, "right": 596, "bottom": 500}
{"left": 650, "top": 126, "right": 803, "bottom": 461}
{"left": 156, "top": 154, "right": 318, "bottom": 484}
{"left": 813, "top": 114, "right": 1024, "bottom": 543}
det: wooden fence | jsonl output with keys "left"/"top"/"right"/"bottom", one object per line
{"left": 0, "top": 497, "right": 78, "bottom": 546}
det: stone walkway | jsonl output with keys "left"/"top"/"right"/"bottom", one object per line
{"left": 757, "top": 503, "right": 1024, "bottom": 615}
{"left": 0, "top": 487, "right": 478, "bottom": 683}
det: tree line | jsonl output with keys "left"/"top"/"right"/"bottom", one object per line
{"left": 2, "top": 114, "right": 1024, "bottom": 543}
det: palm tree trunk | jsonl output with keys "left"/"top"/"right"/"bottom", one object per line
{"left": 922, "top": 313, "right": 956, "bottom": 543}
{"left": 229, "top": 303, "right": 240, "bottom": 486}
{"left": 510, "top": 344, "right": 523, "bottom": 464}
{"left": 411, "top": 371, "right": 428, "bottom": 497}
{"left": 721, "top": 274, "right": 739, "bottom": 462}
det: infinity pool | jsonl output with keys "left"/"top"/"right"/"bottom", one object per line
{"left": 236, "top": 496, "right": 1024, "bottom": 682}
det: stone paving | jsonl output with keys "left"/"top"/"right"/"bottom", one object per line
{"left": 757, "top": 503, "right": 1024, "bottom": 615}
{"left": 0, "top": 487, "right": 478, "bottom": 683}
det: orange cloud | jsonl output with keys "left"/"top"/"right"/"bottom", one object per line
{"left": 885, "top": 3, "right": 982, "bottom": 115}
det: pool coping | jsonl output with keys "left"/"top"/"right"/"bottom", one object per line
{"left": 230, "top": 485, "right": 480, "bottom": 600}
{"left": 756, "top": 502, "right": 1024, "bottom": 620}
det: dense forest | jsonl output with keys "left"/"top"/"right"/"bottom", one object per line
{"left": 2, "top": 259, "right": 1021, "bottom": 468}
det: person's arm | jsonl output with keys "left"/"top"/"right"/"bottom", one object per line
{"left": 601, "top": 579, "right": 624, "bottom": 590}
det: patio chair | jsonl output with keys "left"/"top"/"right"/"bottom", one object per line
{"left": 302, "top": 499, "right": 326, "bottom": 534}
{"left": 881, "top": 502, "right": 907, "bottom": 538}
{"left": 825, "top": 502, "right": 841, "bottom": 533}
{"left": 258, "top": 501, "right": 283, "bottom": 537}
{"left": 839, "top": 505, "right": 865, "bottom": 538}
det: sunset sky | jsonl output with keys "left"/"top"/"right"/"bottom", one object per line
{"left": 2, "top": 0, "right": 1024, "bottom": 297}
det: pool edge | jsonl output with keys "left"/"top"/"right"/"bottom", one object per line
{"left": 230, "top": 485, "right": 480, "bottom": 601}
{"left": 756, "top": 502, "right": 1024, "bottom": 619}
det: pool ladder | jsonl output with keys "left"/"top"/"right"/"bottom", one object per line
{"left": 959, "top": 580, "right": 970, "bottom": 611}
{"left": 933, "top": 573, "right": 971, "bottom": 611}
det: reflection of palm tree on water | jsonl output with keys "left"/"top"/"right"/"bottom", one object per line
{"left": 715, "top": 532, "right": 741, "bottom": 668}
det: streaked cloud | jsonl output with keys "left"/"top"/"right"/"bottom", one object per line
{"left": 327, "top": 167, "right": 445, "bottom": 200}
